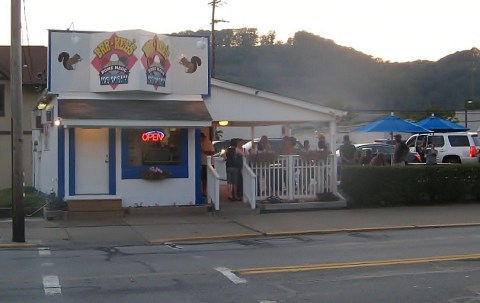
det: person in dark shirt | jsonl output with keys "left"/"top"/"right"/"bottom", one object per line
{"left": 317, "top": 134, "right": 329, "bottom": 152}
{"left": 392, "top": 134, "right": 409, "bottom": 165}
{"left": 222, "top": 138, "right": 245, "bottom": 201}
{"left": 339, "top": 135, "right": 356, "bottom": 165}
{"left": 361, "top": 149, "right": 373, "bottom": 165}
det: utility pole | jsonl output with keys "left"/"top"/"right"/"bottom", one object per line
{"left": 11, "top": 0, "right": 25, "bottom": 242}
{"left": 209, "top": 0, "right": 228, "bottom": 78}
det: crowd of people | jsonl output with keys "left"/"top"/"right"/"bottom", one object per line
{"left": 338, "top": 133, "right": 431, "bottom": 167}
{"left": 217, "top": 134, "right": 335, "bottom": 202}
{"left": 204, "top": 131, "right": 426, "bottom": 203}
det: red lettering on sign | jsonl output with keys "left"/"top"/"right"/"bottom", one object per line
{"left": 141, "top": 131, "right": 165, "bottom": 142}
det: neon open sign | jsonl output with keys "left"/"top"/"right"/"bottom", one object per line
{"left": 141, "top": 130, "right": 165, "bottom": 142}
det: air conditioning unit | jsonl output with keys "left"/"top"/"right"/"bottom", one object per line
{"left": 41, "top": 109, "right": 53, "bottom": 124}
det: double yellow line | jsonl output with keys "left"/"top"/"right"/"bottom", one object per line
{"left": 237, "top": 253, "right": 480, "bottom": 275}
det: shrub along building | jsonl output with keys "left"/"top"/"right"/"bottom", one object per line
{"left": 32, "top": 29, "right": 343, "bottom": 214}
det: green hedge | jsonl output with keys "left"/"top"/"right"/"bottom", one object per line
{"left": 340, "top": 165, "right": 480, "bottom": 207}
{"left": 0, "top": 187, "right": 47, "bottom": 208}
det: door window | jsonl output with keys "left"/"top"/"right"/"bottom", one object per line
{"left": 406, "top": 136, "right": 417, "bottom": 148}
{"left": 429, "top": 136, "right": 445, "bottom": 147}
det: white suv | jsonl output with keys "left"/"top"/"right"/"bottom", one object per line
{"left": 406, "top": 132, "right": 479, "bottom": 164}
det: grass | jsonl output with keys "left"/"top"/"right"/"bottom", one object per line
{"left": 0, "top": 187, "right": 48, "bottom": 208}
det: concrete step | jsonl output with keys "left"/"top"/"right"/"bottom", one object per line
{"left": 66, "top": 197, "right": 123, "bottom": 219}
{"left": 67, "top": 198, "right": 122, "bottom": 212}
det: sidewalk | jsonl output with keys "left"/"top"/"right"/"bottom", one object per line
{"left": 1, "top": 202, "right": 480, "bottom": 248}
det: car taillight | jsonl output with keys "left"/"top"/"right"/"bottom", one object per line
{"left": 415, "top": 154, "right": 422, "bottom": 162}
{"left": 469, "top": 146, "right": 477, "bottom": 157}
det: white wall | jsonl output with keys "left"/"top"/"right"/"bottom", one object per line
{"left": 34, "top": 106, "right": 59, "bottom": 195}
{"left": 217, "top": 125, "right": 282, "bottom": 141}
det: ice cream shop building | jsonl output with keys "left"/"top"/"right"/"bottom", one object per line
{"left": 33, "top": 29, "right": 342, "bottom": 212}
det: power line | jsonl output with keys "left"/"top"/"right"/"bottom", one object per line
{"left": 21, "top": 0, "right": 35, "bottom": 84}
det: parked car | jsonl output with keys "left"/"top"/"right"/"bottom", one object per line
{"left": 406, "top": 132, "right": 479, "bottom": 164}
{"left": 336, "top": 143, "right": 422, "bottom": 165}
{"left": 469, "top": 132, "right": 480, "bottom": 155}
{"left": 212, "top": 140, "right": 230, "bottom": 157}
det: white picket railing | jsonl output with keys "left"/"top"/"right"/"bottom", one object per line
{"left": 248, "top": 154, "right": 336, "bottom": 204}
{"left": 206, "top": 157, "right": 220, "bottom": 210}
{"left": 208, "top": 154, "right": 337, "bottom": 210}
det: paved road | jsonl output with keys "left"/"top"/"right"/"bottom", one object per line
{"left": 2, "top": 225, "right": 480, "bottom": 302}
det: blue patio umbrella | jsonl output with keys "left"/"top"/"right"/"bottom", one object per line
{"left": 352, "top": 113, "right": 432, "bottom": 134}
{"left": 416, "top": 114, "right": 469, "bottom": 132}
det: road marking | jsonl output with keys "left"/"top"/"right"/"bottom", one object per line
{"left": 237, "top": 253, "right": 480, "bottom": 275}
{"left": 215, "top": 267, "right": 247, "bottom": 284}
{"left": 38, "top": 247, "right": 51, "bottom": 256}
{"left": 42, "top": 275, "right": 61, "bottom": 295}
{"left": 164, "top": 242, "right": 183, "bottom": 250}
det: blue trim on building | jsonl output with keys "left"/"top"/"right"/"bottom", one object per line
{"left": 108, "top": 129, "right": 116, "bottom": 195}
{"left": 68, "top": 128, "right": 75, "bottom": 196}
{"left": 121, "top": 128, "right": 189, "bottom": 179}
{"left": 57, "top": 126, "right": 65, "bottom": 199}
{"left": 195, "top": 129, "right": 203, "bottom": 205}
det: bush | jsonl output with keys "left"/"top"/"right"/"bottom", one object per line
{"left": 0, "top": 187, "right": 49, "bottom": 208}
{"left": 340, "top": 165, "right": 480, "bottom": 208}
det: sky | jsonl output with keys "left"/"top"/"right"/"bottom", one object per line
{"left": 1, "top": 0, "right": 480, "bottom": 63}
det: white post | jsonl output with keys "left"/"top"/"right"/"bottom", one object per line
{"left": 329, "top": 120, "right": 338, "bottom": 194}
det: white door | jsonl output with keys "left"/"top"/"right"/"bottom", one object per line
{"left": 75, "top": 128, "right": 109, "bottom": 194}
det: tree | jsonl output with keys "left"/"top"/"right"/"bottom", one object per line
{"left": 216, "top": 29, "right": 234, "bottom": 47}
{"left": 231, "top": 28, "right": 259, "bottom": 47}
{"left": 259, "top": 30, "right": 276, "bottom": 46}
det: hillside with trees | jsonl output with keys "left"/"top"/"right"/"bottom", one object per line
{"left": 178, "top": 29, "right": 480, "bottom": 118}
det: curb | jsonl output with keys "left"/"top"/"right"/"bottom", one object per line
{"left": 261, "top": 222, "right": 480, "bottom": 237}
{"left": 147, "top": 222, "right": 480, "bottom": 243}
{"left": 149, "top": 232, "right": 263, "bottom": 244}
{"left": 0, "top": 242, "right": 37, "bottom": 249}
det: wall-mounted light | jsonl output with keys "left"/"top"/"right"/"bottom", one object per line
{"left": 196, "top": 38, "right": 207, "bottom": 50}
{"left": 37, "top": 102, "right": 47, "bottom": 110}
{"left": 54, "top": 118, "right": 62, "bottom": 126}
{"left": 71, "top": 34, "right": 80, "bottom": 44}
{"left": 219, "top": 120, "right": 229, "bottom": 126}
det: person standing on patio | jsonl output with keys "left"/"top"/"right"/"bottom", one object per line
{"left": 392, "top": 134, "right": 409, "bottom": 166}
{"left": 317, "top": 134, "right": 329, "bottom": 152}
{"left": 338, "top": 135, "right": 356, "bottom": 179}
{"left": 425, "top": 143, "right": 438, "bottom": 165}
{"left": 223, "top": 138, "right": 245, "bottom": 201}
{"left": 281, "top": 136, "right": 298, "bottom": 155}
{"left": 257, "top": 135, "right": 273, "bottom": 154}
{"left": 303, "top": 140, "right": 311, "bottom": 152}
{"left": 370, "top": 152, "right": 387, "bottom": 166}
{"left": 339, "top": 135, "right": 356, "bottom": 165}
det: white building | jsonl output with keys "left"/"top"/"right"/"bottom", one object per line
{"left": 33, "top": 29, "right": 343, "bottom": 212}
